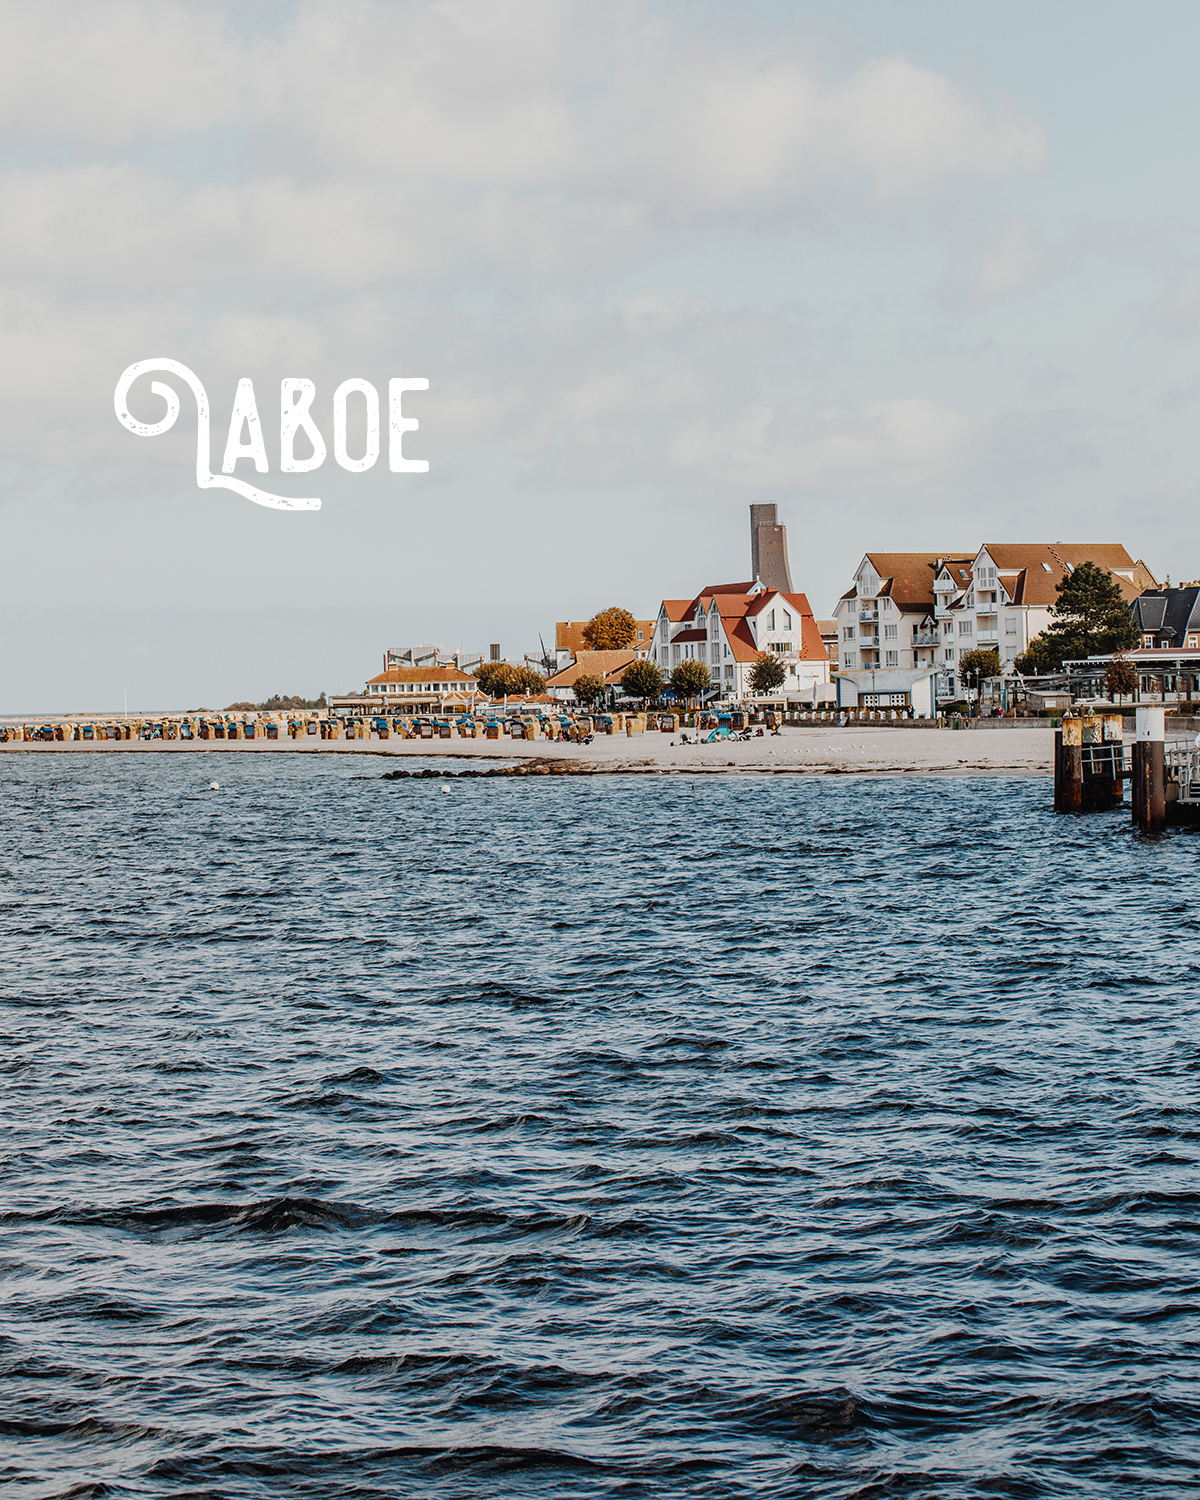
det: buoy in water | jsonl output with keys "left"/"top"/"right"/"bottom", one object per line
{"left": 209, "top": 781, "right": 219, "bottom": 791}
{"left": 441, "top": 786, "right": 452, "bottom": 794}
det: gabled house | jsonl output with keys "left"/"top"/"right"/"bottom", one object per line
{"left": 544, "top": 650, "right": 640, "bottom": 701}
{"left": 653, "top": 580, "right": 830, "bottom": 701}
{"left": 1130, "top": 586, "right": 1200, "bottom": 650}
{"left": 554, "top": 619, "right": 654, "bottom": 670}
{"left": 936, "top": 544, "right": 1154, "bottom": 695}
{"left": 833, "top": 553, "right": 960, "bottom": 714}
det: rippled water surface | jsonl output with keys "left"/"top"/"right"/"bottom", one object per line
{"left": 2, "top": 754, "right": 1199, "bottom": 1499}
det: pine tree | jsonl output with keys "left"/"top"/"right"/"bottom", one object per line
{"left": 1016, "top": 562, "right": 1139, "bottom": 670}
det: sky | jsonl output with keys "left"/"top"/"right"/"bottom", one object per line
{"left": 2, "top": 0, "right": 1199, "bottom": 710}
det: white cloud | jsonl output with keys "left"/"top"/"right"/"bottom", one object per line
{"left": 942, "top": 221, "right": 1058, "bottom": 305}
{"left": 0, "top": 2, "right": 263, "bottom": 144}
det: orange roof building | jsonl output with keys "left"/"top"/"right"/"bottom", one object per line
{"left": 650, "top": 580, "right": 831, "bottom": 702}
{"left": 545, "top": 649, "right": 641, "bottom": 698}
{"left": 357, "top": 664, "right": 487, "bottom": 713}
{"left": 554, "top": 618, "right": 654, "bottom": 669}
{"left": 832, "top": 544, "right": 1157, "bottom": 711}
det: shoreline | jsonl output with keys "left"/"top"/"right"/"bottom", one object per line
{"left": 0, "top": 726, "right": 1056, "bottom": 777}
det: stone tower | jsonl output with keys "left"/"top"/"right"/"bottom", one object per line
{"left": 749, "top": 504, "right": 794, "bottom": 593}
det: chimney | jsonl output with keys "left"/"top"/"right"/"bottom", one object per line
{"left": 490, "top": 643, "right": 501, "bottom": 662}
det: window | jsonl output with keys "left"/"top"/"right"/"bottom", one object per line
{"left": 637, "top": 631, "right": 644, "bottom": 640}
{"left": 1188, "top": 634, "right": 1199, "bottom": 648}
{"left": 1143, "top": 635, "right": 1154, "bottom": 648}
{"left": 945, "top": 648, "right": 955, "bottom": 662}
{"left": 672, "top": 646, "right": 681, "bottom": 664}
{"left": 783, "top": 610, "right": 792, "bottom": 629}
{"left": 769, "top": 642, "right": 788, "bottom": 654}
{"left": 959, "top": 621, "right": 973, "bottom": 636}
{"left": 944, "top": 621, "right": 953, "bottom": 635}
{"left": 1006, "top": 619, "right": 1018, "bottom": 636}
{"left": 882, "top": 597, "right": 892, "bottom": 613}
{"left": 885, "top": 651, "right": 898, "bottom": 666}
{"left": 844, "top": 652, "right": 854, "bottom": 666}
{"left": 724, "top": 644, "right": 729, "bottom": 658}
{"left": 884, "top": 624, "right": 897, "bottom": 639}
{"left": 724, "top": 664, "right": 734, "bottom": 679}
{"left": 862, "top": 694, "right": 879, "bottom": 706}
{"left": 711, "top": 645, "right": 719, "bottom": 663}
{"left": 844, "top": 627, "right": 854, "bottom": 640}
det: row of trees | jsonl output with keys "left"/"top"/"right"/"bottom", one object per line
{"left": 572, "top": 652, "right": 787, "bottom": 707}
{"left": 226, "top": 692, "right": 328, "bottom": 711}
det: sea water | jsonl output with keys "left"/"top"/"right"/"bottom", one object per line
{"left": 2, "top": 755, "right": 1197, "bottom": 1498}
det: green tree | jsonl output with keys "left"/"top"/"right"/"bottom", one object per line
{"left": 1105, "top": 655, "right": 1138, "bottom": 699}
{"left": 748, "top": 653, "right": 786, "bottom": 695}
{"left": 1013, "top": 634, "right": 1059, "bottom": 675}
{"left": 518, "top": 666, "right": 546, "bottom": 695}
{"left": 582, "top": 607, "right": 637, "bottom": 650}
{"left": 620, "top": 658, "right": 664, "bottom": 705}
{"left": 959, "top": 647, "right": 1001, "bottom": 692}
{"left": 475, "top": 661, "right": 527, "bottom": 698}
{"left": 1019, "top": 561, "right": 1140, "bottom": 670}
{"left": 572, "top": 672, "right": 606, "bottom": 707}
{"left": 669, "top": 659, "right": 711, "bottom": 703}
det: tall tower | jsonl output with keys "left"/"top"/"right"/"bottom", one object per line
{"left": 749, "top": 504, "right": 794, "bottom": 593}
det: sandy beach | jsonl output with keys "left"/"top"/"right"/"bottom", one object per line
{"left": 1, "top": 725, "right": 1056, "bottom": 776}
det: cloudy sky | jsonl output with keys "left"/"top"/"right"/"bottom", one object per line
{"left": 3, "top": 0, "right": 1199, "bottom": 709}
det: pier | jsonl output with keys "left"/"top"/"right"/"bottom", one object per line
{"left": 1053, "top": 706, "right": 1200, "bottom": 832}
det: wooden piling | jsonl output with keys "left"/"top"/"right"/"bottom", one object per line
{"left": 1059, "top": 716, "right": 1083, "bottom": 812}
{"left": 1133, "top": 707, "right": 1166, "bottom": 833}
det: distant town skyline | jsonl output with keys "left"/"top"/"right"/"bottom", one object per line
{"left": 3, "top": 0, "right": 1200, "bottom": 710}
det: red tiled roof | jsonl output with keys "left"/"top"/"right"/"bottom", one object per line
{"left": 545, "top": 650, "right": 638, "bottom": 687}
{"left": 367, "top": 666, "right": 478, "bottom": 685}
{"left": 982, "top": 545, "right": 1139, "bottom": 608}
{"left": 863, "top": 553, "right": 961, "bottom": 613}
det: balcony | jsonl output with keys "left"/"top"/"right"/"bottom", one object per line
{"left": 911, "top": 632, "right": 938, "bottom": 647}
{"left": 976, "top": 631, "right": 999, "bottom": 644}
{"left": 859, "top": 607, "right": 878, "bottom": 620}
{"left": 859, "top": 634, "right": 880, "bottom": 648}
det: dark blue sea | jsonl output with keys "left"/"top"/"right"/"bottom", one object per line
{"left": 2, "top": 755, "right": 1198, "bottom": 1499}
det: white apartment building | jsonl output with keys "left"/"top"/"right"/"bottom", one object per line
{"left": 935, "top": 544, "right": 1150, "bottom": 696}
{"left": 654, "top": 580, "right": 830, "bottom": 700}
{"left": 833, "top": 553, "right": 959, "bottom": 714}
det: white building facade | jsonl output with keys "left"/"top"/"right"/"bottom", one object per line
{"left": 654, "top": 581, "right": 830, "bottom": 701}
